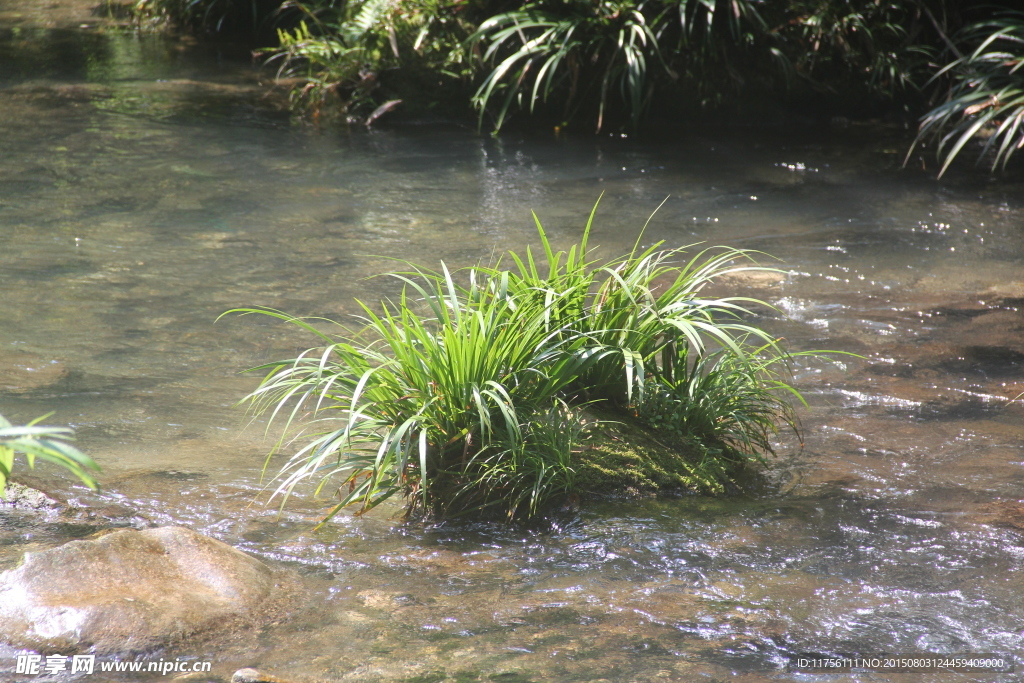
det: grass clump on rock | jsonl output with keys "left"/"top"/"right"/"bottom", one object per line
{"left": 229, "top": 202, "right": 812, "bottom": 522}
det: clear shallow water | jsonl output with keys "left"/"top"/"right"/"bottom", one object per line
{"left": 1, "top": 19, "right": 1024, "bottom": 683}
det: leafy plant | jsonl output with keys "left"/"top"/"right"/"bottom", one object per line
{"left": 468, "top": 1, "right": 666, "bottom": 132}
{"left": 464, "top": 0, "right": 821, "bottom": 132}
{"left": 228, "top": 261, "right": 609, "bottom": 521}
{"left": 258, "top": 0, "right": 474, "bottom": 119}
{"left": 133, "top": 0, "right": 281, "bottom": 35}
{"left": 636, "top": 342, "right": 806, "bottom": 490}
{"left": 228, "top": 201, "right": 817, "bottom": 523}
{"left": 491, "top": 203, "right": 811, "bottom": 490}
{"left": 493, "top": 204, "right": 783, "bottom": 404}
{"left": 780, "top": 0, "right": 936, "bottom": 97}
{"left": 264, "top": 20, "right": 369, "bottom": 115}
{"left": 134, "top": 0, "right": 1008, "bottom": 134}
{"left": 0, "top": 413, "right": 101, "bottom": 496}
{"left": 665, "top": 0, "right": 790, "bottom": 110}
{"left": 910, "top": 11, "right": 1024, "bottom": 177}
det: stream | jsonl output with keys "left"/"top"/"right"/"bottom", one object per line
{"left": 1, "top": 7, "right": 1023, "bottom": 682}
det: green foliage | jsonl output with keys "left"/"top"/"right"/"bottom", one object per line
{"left": 464, "top": 0, "right": 794, "bottom": 131}
{"left": 228, "top": 201, "right": 816, "bottom": 522}
{"left": 781, "top": 0, "right": 936, "bottom": 97}
{"left": 134, "top": 0, "right": 1018, "bottom": 137}
{"left": 637, "top": 343, "right": 805, "bottom": 474}
{"left": 468, "top": 1, "right": 664, "bottom": 132}
{"left": 493, "top": 202, "right": 783, "bottom": 404}
{"left": 496, "top": 203, "right": 811, "bottom": 488}
{"left": 133, "top": 0, "right": 280, "bottom": 35}
{"left": 229, "top": 262, "right": 604, "bottom": 521}
{"left": 911, "top": 12, "right": 1024, "bottom": 177}
{"left": 463, "top": 0, "right": 941, "bottom": 131}
{"left": 265, "top": 20, "right": 369, "bottom": 113}
{"left": 0, "top": 413, "right": 101, "bottom": 496}
{"left": 257, "top": 0, "right": 474, "bottom": 119}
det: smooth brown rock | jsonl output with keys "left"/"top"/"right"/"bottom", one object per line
{"left": 0, "top": 526, "right": 300, "bottom": 654}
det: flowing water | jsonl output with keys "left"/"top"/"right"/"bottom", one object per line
{"left": 2, "top": 10, "right": 1024, "bottom": 683}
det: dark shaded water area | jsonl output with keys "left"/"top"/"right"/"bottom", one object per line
{"left": 2, "top": 14, "right": 1024, "bottom": 683}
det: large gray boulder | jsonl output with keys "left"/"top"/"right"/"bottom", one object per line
{"left": 0, "top": 526, "right": 300, "bottom": 654}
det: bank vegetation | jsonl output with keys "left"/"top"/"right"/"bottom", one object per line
{"left": 133, "top": 0, "right": 1024, "bottom": 176}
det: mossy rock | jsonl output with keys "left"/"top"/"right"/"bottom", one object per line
{"left": 573, "top": 409, "right": 746, "bottom": 497}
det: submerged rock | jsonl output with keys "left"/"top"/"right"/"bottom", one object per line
{"left": 1, "top": 479, "right": 145, "bottom": 527}
{"left": 231, "top": 668, "right": 296, "bottom": 683}
{"left": 0, "top": 526, "right": 301, "bottom": 654}
{"left": 0, "top": 482, "right": 64, "bottom": 514}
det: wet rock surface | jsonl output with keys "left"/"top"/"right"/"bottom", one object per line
{"left": 1, "top": 478, "right": 147, "bottom": 531}
{"left": 0, "top": 482, "right": 64, "bottom": 514}
{"left": 0, "top": 351, "right": 69, "bottom": 394}
{"left": 231, "top": 667, "right": 297, "bottom": 683}
{"left": 0, "top": 526, "right": 302, "bottom": 655}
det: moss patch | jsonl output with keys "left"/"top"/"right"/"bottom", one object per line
{"left": 573, "top": 408, "right": 744, "bottom": 497}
